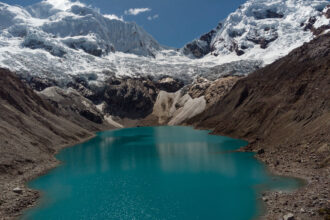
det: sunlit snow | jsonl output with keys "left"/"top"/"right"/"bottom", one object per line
{"left": 0, "top": 0, "right": 328, "bottom": 85}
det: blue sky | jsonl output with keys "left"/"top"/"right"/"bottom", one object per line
{"left": 3, "top": 0, "right": 246, "bottom": 48}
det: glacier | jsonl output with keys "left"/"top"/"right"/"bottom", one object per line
{"left": 0, "top": 0, "right": 329, "bottom": 86}
{"left": 183, "top": 0, "right": 330, "bottom": 63}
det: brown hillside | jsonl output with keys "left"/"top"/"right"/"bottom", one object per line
{"left": 187, "top": 33, "right": 330, "bottom": 219}
{"left": 0, "top": 68, "right": 111, "bottom": 218}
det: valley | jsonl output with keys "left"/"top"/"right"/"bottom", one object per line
{"left": 0, "top": 0, "right": 329, "bottom": 219}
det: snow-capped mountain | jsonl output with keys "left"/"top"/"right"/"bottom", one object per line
{"left": 0, "top": 0, "right": 328, "bottom": 86}
{"left": 0, "top": 0, "right": 261, "bottom": 85}
{"left": 183, "top": 0, "right": 330, "bottom": 64}
{"left": 0, "top": 0, "right": 162, "bottom": 57}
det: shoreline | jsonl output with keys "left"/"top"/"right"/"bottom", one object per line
{"left": 191, "top": 125, "right": 329, "bottom": 219}
{"left": 0, "top": 132, "right": 98, "bottom": 219}
{"left": 254, "top": 151, "right": 329, "bottom": 220}
{"left": 1, "top": 125, "right": 328, "bottom": 220}
{"left": 238, "top": 140, "right": 328, "bottom": 220}
{"left": 23, "top": 133, "right": 99, "bottom": 214}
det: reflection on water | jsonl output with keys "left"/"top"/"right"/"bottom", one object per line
{"left": 24, "top": 126, "right": 302, "bottom": 220}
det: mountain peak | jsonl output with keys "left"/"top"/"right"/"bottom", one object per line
{"left": 183, "top": 0, "right": 330, "bottom": 64}
{"left": 0, "top": 0, "right": 163, "bottom": 57}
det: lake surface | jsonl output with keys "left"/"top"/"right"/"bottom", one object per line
{"left": 23, "top": 126, "right": 301, "bottom": 220}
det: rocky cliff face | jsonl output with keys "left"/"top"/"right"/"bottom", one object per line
{"left": 64, "top": 76, "right": 184, "bottom": 120}
{"left": 38, "top": 87, "right": 105, "bottom": 124}
{"left": 186, "top": 33, "right": 330, "bottom": 220}
{"left": 187, "top": 76, "right": 241, "bottom": 107}
{"left": 182, "top": 23, "right": 222, "bottom": 58}
{"left": 102, "top": 77, "right": 158, "bottom": 119}
{"left": 141, "top": 76, "right": 240, "bottom": 126}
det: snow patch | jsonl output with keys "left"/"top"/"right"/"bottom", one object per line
{"left": 105, "top": 115, "right": 124, "bottom": 128}
{"left": 152, "top": 90, "right": 206, "bottom": 125}
{"left": 168, "top": 96, "right": 206, "bottom": 125}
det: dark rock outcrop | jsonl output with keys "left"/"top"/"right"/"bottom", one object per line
{"left": 304, "top": 16, "right": 317, "bottom": 32}
{"left": 253, "top": 9, "right": 284, "bottom": 20}
{"left": 62, "top": 38, "right": 114, "bottom": 57}
{"left": 38, "top": 87, "right": 105, "bottom": 124}
{"left": 229, "top": 42, "right": 245, "bottom": 56}
{"left": 246, "top": 30, "right": 278, "bottom": 49}
{"left": 67, "top": 79, "right": 105, "bottom": 105}
{"left": 103, "top": 77, "right": 158, "bottom": 119}
{"left": 79, "top": 110, "right": 103, "bottom": 124}
{"left": 325, "top": 6, "right": 330, "bottom": 19}
{"left": 155, "top": 77, "right": 184, "bottom": 93}
{"left": 188, "top": 76, "right": 241, "bottom": 107}
{"left": 23, "top": 77, "right": 58, "bottom": 92}
{"left": 183, "top": 41, "right": 210, "bottom": 58}
{"left": 304, "top": 9, "right": 330, "bottom": 36}
{"left": 22, "top": 38, "right": 66, "bottom": 57}
{"left": 67, "top": 76, "right": 184, "bottom": 119}
{"left": 182, "top": 23, "right": 222, "bottom": 58}
{"left": 65, "top": 75, "right": 184, "bottom": 119}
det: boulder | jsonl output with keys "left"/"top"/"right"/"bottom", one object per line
{"left": 13, "top": 187, "right": 23, "bottom": 194}
{"left": 257, "top": 149, "right": 265, "bottom": 155}
{"left": 283, "top": 213, "right": 294, "bottom": 220}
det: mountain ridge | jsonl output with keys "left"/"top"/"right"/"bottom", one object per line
{"left": 183, "top": 0, "right": 330, "bottom": 63}
{"left": 0, "top": 0, "right": 329, "bottom": 88}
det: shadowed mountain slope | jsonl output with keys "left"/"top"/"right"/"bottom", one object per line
{"left": 0, "top": 68, "right": 112, "bottom": 217}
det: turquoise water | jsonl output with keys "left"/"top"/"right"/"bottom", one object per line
{"left": 23, "top": 126, "right": 301, "bottom": 220}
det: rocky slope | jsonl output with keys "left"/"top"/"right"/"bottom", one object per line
{"left": 64, "top": 75, "right": 185, "bottom": 119}
{"left": 186, "top": 33, "right": 330, "bottom": 220}
{"left": 142, "top": 76, "right": 241, "bottom": 126}
{"left": 0, "top": 68, "right": 113, "bottom": 219}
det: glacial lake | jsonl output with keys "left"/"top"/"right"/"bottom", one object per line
{"left": 23, "top": 126, "right": 301, "bottom": 220}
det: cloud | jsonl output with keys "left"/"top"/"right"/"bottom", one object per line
{"left": 147, "top": 14, "right": 159, "bottom": 21}
{"left": 44, "top": 0, "right": 84, "bottom": 11}
{"left": 104, "top": 14, "right": 124, "bottom": 21}
{"left": 124, "top": 8, "right": 151, "bottom": 16}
